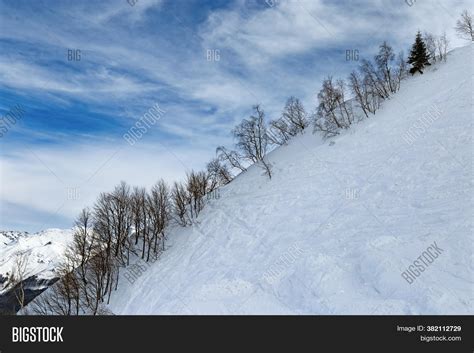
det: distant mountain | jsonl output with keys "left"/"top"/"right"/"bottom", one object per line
{"left": 16, "top": 44, "right": 474, "bottom": 315}
{"left": 0, "top": 230, "right": 29, "bottom": 246}
{"left": 0, "top": 229, "right": 73, "bottom": 313}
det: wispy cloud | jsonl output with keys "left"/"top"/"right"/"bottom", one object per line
{"left": 0, "top": 0, "right": 471, "bottom": 231}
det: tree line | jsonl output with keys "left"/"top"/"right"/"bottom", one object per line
{"left": 30, "top": 172, "right": 229, "bottom": 314}
{"left": 25, "top": 9, "right": 472, "bottom": 315}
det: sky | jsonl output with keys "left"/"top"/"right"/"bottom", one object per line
{"left": 0, "top": 0, "right": 471, "bottom": 232}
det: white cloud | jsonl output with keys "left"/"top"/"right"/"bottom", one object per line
{"left": 200, "top": 0, "right": 471, "bottom": 66}
{"left": 72, "top": 0, "right": 164, "bottom": 26}
{"left": 1, "top": 0, "right": 472, "bottom": 231}
{"left": 0, "top": 139, "right": 212, "bottom": 231}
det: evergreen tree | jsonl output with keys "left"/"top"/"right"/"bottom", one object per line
{"left": 407, "top": 31, "right": 431, "bottom": 75}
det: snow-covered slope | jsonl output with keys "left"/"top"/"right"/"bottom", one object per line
{"left": 107, "top": 44, "right": 473, "bottom": 315}
{"left": 0, "top": 231, "right": 29, "bottom": 246}
{"left": 0, "top": 228, "right": 73, "bottom": 313}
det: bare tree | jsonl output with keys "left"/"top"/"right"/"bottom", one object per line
{"left": 30, "top": 181, "right": 170, "bottom": 316}
{"left": 67, "top": 208, "right": 96, "bottom": 307}
{"left": 109, "top": 182, "right": 132, "bottom": 265}
{"left": 359, "top": 59, "right": 390, "bottom": 100}
{"left": 94, "top": 192, "right": 114, "bottom": 261}
{"left": 89, "top": 247, "right": 118, "bottom": 311}
{"left": 349, "top": 70, "right": 379, "bottom": 118}
{"left": 314, "top": 77, "right": 354, "bottom": 137}
{"left": 147, "top": 180, "right": 171, "bottom": 257}
{"left": 29, "top": 251, "right": 84, "bottom": 315}
{"left": 232, "top": 105, "right": 272, "bottom": 179}
{"left": 268, "top": 117, "right": 292, "bottom": 146}
{"left": 216, "top": 146, "right": 247, "bottom": 173}
{"left": 233, "top": 105, "right": 268, "bottom": 163}
{"left": 394, "top": 50, "right": 408, "bottom": 91}
{"left": 335, "top": 79, "right": 354, "bottom": 124}
{"left": 281, "top": 96, "right": 308, "bottom": 133}
{"left": 131, "top": 187, "right": 144, "bottom": 245}
{"left": 424, "top": 32, "right": 437, "bottom": 62}
{"left": 206, "top": 158, "right": 232, "bottom": 191}
{"left": 93, "top": 186, "right": 129, "bottom": 298}
{"left": 436, "top": 32, "right": 449, "bottom": 62}
{"left": 31, "top": 203, "right": 119, "bottom": 316}
{"left": 55, "top": 258, "right": 80, "bottom": 315}
{"left": 9, "top": 252, "right": 29, "bottom": 311}
{"left": 170, "top": 171, "right": 214, "bottom": 225}
{"left": 455, "top": 9, "right": 473, "bottom": 41}
{"left": 30, "top": 280, "right": 71, "bottom": 315}
{"left": 268, "top": 97, "right": 309, "bottom": 146}
{"left": 425, "top": 32, "right": 450, "bottom": 63}
{"left": 172, "top": 181, "right": 191, "bottom": 226}
{"left": 375, "top": 41, "right": 397, "bottom": 93}
{"left": 349, "top": 70, "right": 368, "bottom": 118}
{"left": 185, "top": 170, "right": 209, "bottom": 220}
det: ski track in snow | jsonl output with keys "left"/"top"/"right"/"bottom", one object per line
{"left": 24, "top": 45, "right": 474, "bottom": 315}
{"left": 107, "top": 44, "right": 473, "bottom": 315}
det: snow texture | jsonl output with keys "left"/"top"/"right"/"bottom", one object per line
{"left": 0, "top": 229, "right": 73, "bottom": 295}
{"left": 106, "top": 45, "right": 473, "bottom": 315}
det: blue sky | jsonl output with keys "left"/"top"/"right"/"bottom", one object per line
{"left": 0, "top": 0, "right": 471, "bottom": 232}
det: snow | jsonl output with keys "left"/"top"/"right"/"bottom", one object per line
{"left": 107, "top": 44, "right": 473, "bottom": 314}
{"left": 0, "top": 230, "right": 29, "bottom": 246}
{"left": 0, "top": 228, "right": 73, "bottom": 294}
